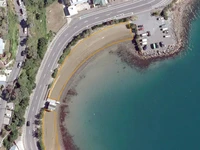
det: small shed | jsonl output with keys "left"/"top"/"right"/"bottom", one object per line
{"left": 7, "top": 103, "right": 14, "bottom": 110}
{"left": 5, "top": 109, "right": 12, "bottom": 118}
{"left": 0, "top": 38, "right": 5, "bottom": 54}
{"left": 3, "top": 117, "right": 10, "bottom": 125}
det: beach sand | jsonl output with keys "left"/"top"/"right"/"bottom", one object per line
{"left": 44, "top": 23, "right": 133, "bottom": 150}
{"left": 44, "top": 0, "right": 200, "bottom": 149}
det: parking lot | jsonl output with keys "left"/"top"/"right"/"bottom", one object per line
{"left": 133, "top": 13, "right": 177, "bottom": 56}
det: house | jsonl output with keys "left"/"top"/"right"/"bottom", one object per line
{"left": 7, "top": 103, "right": 14, "bottom": 110}
{"left": 0, "top": 0, "right": 6, "bottom": 7}
{"left": 70, "top": 0, "right": 87, "bottom": 5}
{"left": 67, "top": 5, "right": 78, "bottom": 16}
{"left": 0, "top": 75, "right": 6, "bottom": 86}
{"left": 93, "top": 0, "right": 108, "bottom": 6}
{"left": 0, "top": 38, "right": 5, "bottom": 55}
{"left": 5, "top": 109, "right": 12, "bottom": 118}
{"left": 45, "top": 98, "right": 60, "bottom": 111}
{"left": 3, "top": 117, "right": 10, "bottom": 125}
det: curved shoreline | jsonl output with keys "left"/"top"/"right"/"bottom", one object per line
{"left": 47, "top": 1, "right": 200, "bottom": 149}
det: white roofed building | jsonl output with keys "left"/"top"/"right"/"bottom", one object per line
{"left": 0, "top": 0, "right": 6, "bottom": 7}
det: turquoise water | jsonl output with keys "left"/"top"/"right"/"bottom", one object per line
{"left": 65, "top": 13, "right": 200, "bottom": 150}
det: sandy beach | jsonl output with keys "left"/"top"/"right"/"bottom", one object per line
{"left": 44, "top": 23, "right": 133, "bottom": 150}
{"left": 43, "top": 0, "right": 200, "bottom": 149}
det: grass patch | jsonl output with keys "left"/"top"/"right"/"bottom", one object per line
{"left": 7, "top": 0, "right": 18, "bottom": 59}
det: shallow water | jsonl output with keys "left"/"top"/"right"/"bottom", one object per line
{"left": 64, "top": 10, "right": 200, "bottom": 150}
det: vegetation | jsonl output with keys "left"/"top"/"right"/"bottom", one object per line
{"left": 2, "top": 0, "right": 52, "bottom": 149}
{"left": 7, "top": 0, "right": 19, "bottom": 59}
{"left": 57, "top": 17, "right": 131, "bottom": 68}
{"left": 160, "top": 0, "right": 178, "bottom": 20}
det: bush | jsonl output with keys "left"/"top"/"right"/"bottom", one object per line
{"left": 52, "top": 68, "right": 58, "bottom": 78}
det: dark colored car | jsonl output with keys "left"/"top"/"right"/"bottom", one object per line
{"left": 138, "top": 25, "right": 143, "bottom": 28}
{"left": 19, "top": 9, "right": 23, "bottom": 15}
{"left": 26, "top": 121, "right": 30, "bottom": 126}
{"left": 21, "top": 50, "right": 27, "bottom": 56}
{"left": 143, "top": 45, "right": 147, "bottom": 50}
{"left": 155, "top": 43, "right": 159, "bottom": 48}
{"left": 159, "top": 42, "right": 165, "bottom": 47}
{"left": 147, "top": 31, "right": 151, "bottom": 36}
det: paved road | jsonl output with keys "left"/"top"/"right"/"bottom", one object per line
{"left": 0, "top": 0, "right": 27, "bottom": 132}
{"left": 24, "top": 0, "right": 172, "bottom": 149}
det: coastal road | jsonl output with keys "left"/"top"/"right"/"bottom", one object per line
{"left": 0, "top": 0, "right": 27, "bottom": 132}
{"left": 24, "top": 0, "right": 172, "bottom": 149}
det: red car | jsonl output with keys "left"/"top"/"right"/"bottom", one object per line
{"left": 138, "top": 27, "right": 144, "bottom": 31}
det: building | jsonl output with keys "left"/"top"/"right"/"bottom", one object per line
{"left": 0, "top": 75, "right": 6, "bottom": 86}
{"left": 7, "top": 103, "right": 14, "bottom": 110}
{"left": 0, "top": 38, "right": 5, "bottom": 55}
{"left": 93, "top": 0, "right": 108, "bottom": 6}
{"left": 3, "top": 117, "right": 10, "bottom": 125}
{"left": 45, "top": 98, "right": 60, "bottom": 111}
{"left": 0, "top": 0, "right": 6, "bottom": 7}
{"left": 67, "top": 5, "right": 78, "bottom": 16}
{"left": 70, "top": 0, "right": 87, "bottom": 5}
{"left": 5, "top": 109, "right": 12, "bottom": 118}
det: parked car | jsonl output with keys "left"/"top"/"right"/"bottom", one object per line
{"left": 17, "top": 61, "right": 24, "bottom": 68}
{"left": 151, "top": 43, "right": 155, "bottom": 49}
{"left": 143, "top": 45, "right": 147, "bottom": 50}
{"left": 140, "top": 32, "right": 148, "bottom": 37}
{"left": 21, "top": 50, "right": 28, "bottom": 56}
{"left": 147, "top": 31, "right": 151, "bottom": 36}
{"left": 26, "top": 121, "right": 30, "bottom": 126}
{"left": 155, "top": 43, "right": 159, "bottom": 48}
{"left": 163, "top": 30, "right": 169, "bottom": 34}
{"left": 163, "top": 35, "right": 171, "bottom": 38}
{"left": 159, "top": 24, "right": 166, "bottom": 28}
{"left": 138, "top": 25, "right": 143, "bottom": 28}
{"left": 159, "top": 42, "right": 165, "bottom": 47}
{"left": 138, "top": 27, "right": 144, "bottom": 31}
{"left": 19, "top": 9, "right": 23, "bottom": 15}
{"left": 157, "top": 17, "right": 164, "bottom": 20}
{"left": 23, "top": 27, "right": 27, "bottom": 34}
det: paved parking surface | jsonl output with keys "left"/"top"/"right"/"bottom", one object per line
{"left": 134, "top": 12, "right": 176, "bottom": 56}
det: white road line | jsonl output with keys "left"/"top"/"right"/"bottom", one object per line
{"left": 84, "top": 20, "right": 88, "bottom": 23}
{"left": 58, "top": 42, "right": 61, "bottom": 46}
{"left": 47, "top": 63, "right": 50, "bottom": 68}
{"left": 29, "top": 130, "right": 31, "bottom": 135}
{"left": 106, "top": 14, "right": 110, "bottom": 16}
{"left": 52, "top": 52, "right": 55, "bottom": 56}
{"left": 32, "top": 107, "right": 35, "bottom": 112}
{"left": 65, "top": 33, "right": 68, "bottom": 37}
{"left": 39, "top": 85, "right": 42, "bottom": 89}
{"left": 35, "top": 96, "right": 38, "bottom": 100}
{"left": 74, "top": 26, "right": 77, "bottom": 29}
{"left": 117, "top": 0, "right": 155, "bottom": 13}
{"left": 95, "top": 17, "right": 99, "bottom": 19}
{"left": 43, "top": 73, "right": 46, "bottom": 78}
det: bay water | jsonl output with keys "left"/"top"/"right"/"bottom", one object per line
{"left": 64, "top": 12, "right": 200, "bottom": 150}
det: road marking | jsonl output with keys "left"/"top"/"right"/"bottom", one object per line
{"left": 74, "top": 26, "right": 77, "bottom": 29}
{"left": 43, "top": 73, "right": 46, "bottom": 78}
{"left": 39, "top": 85, "right": 42, "bottom": 89}
{"left": 95, "top": 17, "right": 99, "bottom": 19}
{"left": 29, "top": 130, "right": 31, "bottom": 135}
{"left": 58, "top": 42, "right": 61, "bottom": 46}
{"left": 65, "top": 33, "right": 68, "bottom": 37}
{"left": 84, "top": 20, "right": 88, "bottom": 23}
{"left": 35, "top": 95, "right": 38, "bottom": 99}
{"left": 32, "top": 107, "right": 35, "bottom": 112}
{"left": 106, "top": 14, "right": 110, "bottom": 16}
{"left": 52, "top": 52, "right": 55, "bottom": 56}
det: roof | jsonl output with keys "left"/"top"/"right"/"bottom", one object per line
{"left": 0, "top": 75, "right": 6, "bottom": 86}
{"left": 5, "top": 109, "right": 12, "bottom": 118}
{"left": 0, "top": 0, "right": 6, "bottom": 7}
{"left": 70, "top": 0, "right": 87, "bottom": 5}
{"left": 68, "top": 5, "right": 78, "bottom": 16}
{"left": 7, "top": 103, "right": 14, "bottom": 110}
{"left": 3, "top": 117, "right": 10, "bottom": 125}
{"left": 0, "top": 38, "right": 5, "bottom": 54}
{"left": 93, "top": 0, "right": 108, "bottom": 5}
